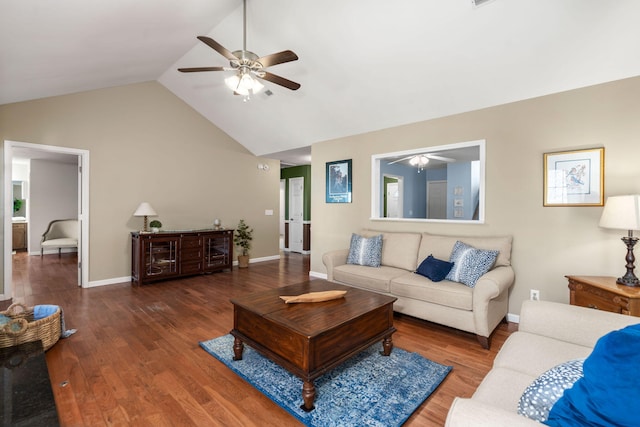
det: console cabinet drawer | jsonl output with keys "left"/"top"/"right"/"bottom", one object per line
{"left": 572, "top": 289, "right": 624, "bottom": 313}
{"left": 181, "top": 236, "right": 203, "bottom": 249}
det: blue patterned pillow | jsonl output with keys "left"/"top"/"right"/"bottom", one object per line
{"left": 518, "top": 358, "right": 585, "bottom": 423}
{"left": 445, "top": 241, "right": 498, "bottom": 287}
{"left": 347, "top": 233, "right": 383, "bottom": 267}
{"left": 416, "top": 255, "right": 454, "bottom": 282}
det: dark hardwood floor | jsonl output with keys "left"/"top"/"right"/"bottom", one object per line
{"left": 8, "top": 251, "right": 515, "bottom": 426}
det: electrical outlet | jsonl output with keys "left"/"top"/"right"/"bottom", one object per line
{"left": 530, "top": 289, "right": 540, "bottom": 301}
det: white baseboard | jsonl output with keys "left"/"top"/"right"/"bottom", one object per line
{"left": 309, "top": 271, "right": 327, "bottom": 280}
{"left": 87, "top": 276, "right": 131, "bottom": 288}
{"left": 281, "top": 248, "right": 311, "bottom": 255}
{"left": 506, "top": 312, "right": 520, "bottom": 324}
{"left": 233, "top": 254, "right": 280, "bottom": 265}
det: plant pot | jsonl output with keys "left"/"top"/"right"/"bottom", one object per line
{"left": 238, "top": 255, "right": 250, "bottom": 268}
{"left": 151, "top": 227, "right": 160, "bottom": 233}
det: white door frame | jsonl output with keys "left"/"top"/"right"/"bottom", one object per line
{"left": 2, "top": 141, "right": 90, "bottom": 299}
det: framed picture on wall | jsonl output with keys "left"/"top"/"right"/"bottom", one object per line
{"left": 326, "top": 159, "right": 352, "bottom": 203}
{"left": 543, "top": 147, "right": 604, "bottom": 207}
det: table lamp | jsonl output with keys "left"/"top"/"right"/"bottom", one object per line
{"left": 599, "top": 195, "right": 640, "bottom": 286}
{"left": 133, "top": 202, "right": 157, "bottom": 232}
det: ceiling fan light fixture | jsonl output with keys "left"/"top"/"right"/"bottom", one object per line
{"left": 224, "top": 71, "right": 264, "bottom": 97}
{"left": 409, "top": 155, "right": 429, "bottom": 167}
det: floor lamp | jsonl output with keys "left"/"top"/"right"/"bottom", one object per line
{"left": 599, "top": 195, "right": 640, "bottom": 286}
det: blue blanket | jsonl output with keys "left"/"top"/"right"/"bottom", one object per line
{"left": 34, "top": 304, "right": 77, "bottom": 338}
{"left": 545, "top": 323, "right": 640, "bottom": 427}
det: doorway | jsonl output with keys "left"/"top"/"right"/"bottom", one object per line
{"left": 427, "top": 180, "right": 447, "bottom": 219}
{"left": 279, "top": 179, "right": 285, "bottom": 250}
{"left": 288, "top": 177, "right": 304, "bottom": 253}
{"left": 3, "top": 141, "right": 90, "bottom": 300}
{"left": 383, "top": 175, "right": 403, "bottom": 218}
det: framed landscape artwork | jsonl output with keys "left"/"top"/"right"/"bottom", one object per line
{"left": 543, "top": 147, "right": 604, "bottom": 207}
{"left": 326, "top": 159, "right": 352, "bottom": 203}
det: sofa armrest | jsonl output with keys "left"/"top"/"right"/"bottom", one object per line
{"left": 322, "top": 249, "right": 349, "bottom": 281}
{"left": 445, "top": 398, "right": 540, "bottom": 427}
{"left": 518, "top": 300, "right": 640, "bottom": 348}
{"left": 471, "top": 266, "right": 515, "bottom": 338}
{"left": 473, "top": 266, "right": 515, "bottom": 306}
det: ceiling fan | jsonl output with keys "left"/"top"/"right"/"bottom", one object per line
{"left": 178, "top": 0, "right": 300, "bottom": 99}
{"left": 387, "top": 153, "right": 456, "bottom": 166}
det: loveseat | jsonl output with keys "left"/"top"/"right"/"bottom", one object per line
{"left": 40, "top": 219, "right": 78, "bottom": 256}
{"left": 445, "top": 300, "right": 640, "bottom": 426}
{"left": 322, "top": 230, "right": 515, "bottom": 348}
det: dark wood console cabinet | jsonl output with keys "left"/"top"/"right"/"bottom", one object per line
{"left": 131, "top": 229, "right": 234, "bottom": 285}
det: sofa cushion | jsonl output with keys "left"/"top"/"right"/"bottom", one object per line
{"left": 390, "top": 273, "right": 473, "bottom": 311}
{"left": 418, "top": 233, "right": 512, "bottom": 268}
{"left": 41, "top": 238, "right": 78, "bottom": 248}
{"left": 493, "top": 332, "right": 593, "bottom": 378}
{"left": 416, "top": 255, "right": 454, "bottom": 282}
{"left": 472, "top": 367, "right": 538, "bottom": 412}
{"left": 362, "top": 230, "right": 422, "bottom": 271}
{"left": 347, "top": 233, "right": 383, "bottom": 267}
{"left": 333, "top": 264, "right": 406, "bottom": 293}
{"left": 445, "top": 241, "right": 498, "bottom": 287}
{"left": 518, "top": 358, "right": 584, "bottom": 423}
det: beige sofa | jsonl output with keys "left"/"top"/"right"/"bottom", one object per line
{"left": 445, "top": 300, "right": 639, "bottom": 426}
{"left": 322, "top": 230, "right": 515, "bottom": 348}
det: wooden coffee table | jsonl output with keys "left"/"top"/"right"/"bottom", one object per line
{"left": 230, "top": 280, "right": 397, "bottom": 411}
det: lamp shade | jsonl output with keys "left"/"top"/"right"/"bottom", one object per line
{"left": 599, "top": 195, "right": 640, "bottom": 231}
{"left": 133, "top": 202, "right": 157, "bottom": 217}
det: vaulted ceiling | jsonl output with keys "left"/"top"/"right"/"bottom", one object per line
{"left": 2, "top": 1, "right": 640, "bottom": 164}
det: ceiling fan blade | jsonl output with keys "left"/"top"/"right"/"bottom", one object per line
{"left": 257, "top": 50, "right": 299, "bottom": 68}
{"left": 178, "top": 66, "right": 229, "bottom": 73}
{"left": 426, "top": 154, "right": 455, "bottom": 162}
{"left": 259, "top": 72, "right": 301, "bottom": 91}
{"left": 387, "top": 155, "right": 414, "bottom": 165}
{"left": 197, "top": 36, "right": 238, "bottom": 61}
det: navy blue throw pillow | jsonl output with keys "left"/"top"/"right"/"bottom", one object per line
{"left": 415, "top": 255, "right": 454, "bottom": 282}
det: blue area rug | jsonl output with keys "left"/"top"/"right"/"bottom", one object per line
{"left": 200, "top": 334, "right": 452, "bottom": 426}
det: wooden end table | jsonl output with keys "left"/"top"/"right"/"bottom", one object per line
{"left": 230, "top": 280, "right": 397, "bottom": 411}
{"left": 567, "top": 275, "right": 640, "bottom": 316}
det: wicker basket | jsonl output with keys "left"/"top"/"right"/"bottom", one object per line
{"left": 0, "top": 303, "right": 61, "bottom": 351}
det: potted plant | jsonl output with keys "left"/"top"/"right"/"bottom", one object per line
{"left": 149, "top": 220, "right": 162, "bottom": 233}
{"left": 234, "top": 219, "right": 253, "bottom": 268}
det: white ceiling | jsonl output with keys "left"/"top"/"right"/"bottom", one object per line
{"left": 2, "top": 1, "right": 640, "bottom": 164}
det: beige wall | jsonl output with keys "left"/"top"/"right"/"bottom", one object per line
{"left": 0, "top": 81, "right": 280, "bottom": 294}
{"left": 310, "top": 76, "right": 640, "bottom": 316}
